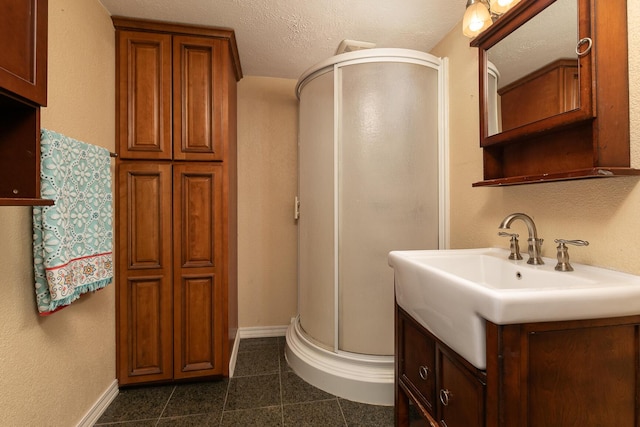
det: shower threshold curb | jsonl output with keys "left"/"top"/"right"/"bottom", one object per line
{"left": 284, "top": 316, "right": 394, "bottom": 406}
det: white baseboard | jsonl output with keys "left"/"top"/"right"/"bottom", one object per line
{"left": 228, "top": 325, "right": 289, "bottom": 377}
{"left": 76, "top": 379, "right": 118, "bottom": 427}
{"left": 238, "top": 325, "right": 289, "bottom": 339}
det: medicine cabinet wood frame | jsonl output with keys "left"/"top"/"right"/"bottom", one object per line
{"left": 471, "top": 0, "right": 640, "bottom": 186}
{"left": 0, "top": 0, "right": 52, "bottom": 205}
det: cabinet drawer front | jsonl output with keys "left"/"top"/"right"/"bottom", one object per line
{"left": 401, "top": 315, "right": 436, "bottom": 410}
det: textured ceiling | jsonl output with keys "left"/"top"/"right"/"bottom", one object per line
{"left": 99, "top": 0, "right": 467, "bottom": 80}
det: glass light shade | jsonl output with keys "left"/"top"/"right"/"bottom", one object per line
{"left": 490, "top": 0, "right": 520, "bottom": 14}
{"left": 462, "top": 1, "right": 492, "bottom": 38}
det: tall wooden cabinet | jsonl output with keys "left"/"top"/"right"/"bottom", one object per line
{"left": 113, "top": 18, "right": 242, "bottom": 386}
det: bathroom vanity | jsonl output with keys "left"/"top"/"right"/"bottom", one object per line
{"left": 396, "top": 305, "right": 640, "bottom": 427}
{"left": 391, "top": 247, "right": 640, "bottom": 426}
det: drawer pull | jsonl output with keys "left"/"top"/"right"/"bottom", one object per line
{"left": 418, "top": 365, "right": 430, "bottom": 380}
{"left": 440, "top": 388, "right": 452, "bottom": 406}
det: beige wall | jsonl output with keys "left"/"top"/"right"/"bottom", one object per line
{"left": 432, "top": 2, "right": 640, "bottom": 274}
{"left": 0, "top": 0, "right": 116, "bottom": 425}
{"left": 237, "top": 76, "right": 299, "bottom": 327}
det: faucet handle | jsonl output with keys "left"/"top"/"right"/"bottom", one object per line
{"left": 554, "top": 239, "right": 589, "bottom": 247}
{"left": 554, "top": 239, "right": 589, "bottom": 271}
{"left": 499, "top": 232, "right": 523, "bottom": 260}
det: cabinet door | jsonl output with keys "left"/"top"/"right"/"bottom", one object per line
{"left": 173, "top": 163, "right": 224, "bottom": 378}
{"left": 437, "top": 346, "right": 485, "bottom": 427}
{"left": 525, "top": 325, "right": 637, "bottom": 426}
{"left": 0, "top": 0, "right": 47, "bottom": 106}
{"left": 173, "top": 36, "right": 223, "bottom": 161}
{"left": 399, "top": 313, "right": 436, "bottom": 412}
{"left": 117, "top": 162, "right": 173, "bottom": 385}
{"left": 117, "top": 30, "right": 172, "bottom": 160}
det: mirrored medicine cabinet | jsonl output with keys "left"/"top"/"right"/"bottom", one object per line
{"left": 471, "top": 0, "right": 639, "bottom": 186}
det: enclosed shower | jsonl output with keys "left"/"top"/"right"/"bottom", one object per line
{"left": 285, "top": 48, "right": 447, "bottom": 405}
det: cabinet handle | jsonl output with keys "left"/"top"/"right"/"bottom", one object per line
{"left": 440, "top": 389, "right": 452, "bottom": 406}
{"left": 418, "top": 365, "right": 430, "bottom": 380}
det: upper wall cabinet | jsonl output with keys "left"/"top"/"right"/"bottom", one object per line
{"left": 0, "top": 0, "right": 48, "bottom": 106}
{"left": 471, "top": 0, "right": 639, "bottom": 186}
{"left": 113, "top": 18, "right": 242, "bottom": 161}
{"left": 0, "top": 0, "right": 51, "bottom": 206}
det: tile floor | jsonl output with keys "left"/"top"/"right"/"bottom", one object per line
{"left": 96, "top": 336, "right": 395, "bottom": 426}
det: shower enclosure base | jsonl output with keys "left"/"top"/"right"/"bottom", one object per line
{"left": 284, "top": 316, "right": 394, "bottom": 406}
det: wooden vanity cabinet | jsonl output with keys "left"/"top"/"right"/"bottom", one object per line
{"left": 437, "top": 346, "right": 485, "bottom": 427}
{"left": 485, "top": 317, "right": 640, "bottom": 427}
{"left": 0, "top": 0, "right": 52, "bottom": 206}
{"left": 396, "top": 307, "right": 486, "bottom": 427}
{"left": 397, "top": 304, "right": 640, "bottom": 427}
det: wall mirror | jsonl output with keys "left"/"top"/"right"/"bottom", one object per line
{"left": 486, "top": 0, "right": 578, "bottom": 136}
{"left": 470, "top": 0, "right": 636, "bottom": 186}
{"left": 473, "top": 0, "right": 593, "bottom": 147}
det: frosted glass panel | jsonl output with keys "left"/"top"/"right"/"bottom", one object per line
{"left": 338, "top": 62, "right": 440, "bottom": 355}
{"left": 298, "top": 71, "right": 335, "bottom": 350}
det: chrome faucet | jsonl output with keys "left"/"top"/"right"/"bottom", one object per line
{"left": 498, "top": 213, "right": 544, "bottom": 265}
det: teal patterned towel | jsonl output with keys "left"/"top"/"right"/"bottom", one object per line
{"left": 33, "top": 129, "right": 114, "bottom": 315}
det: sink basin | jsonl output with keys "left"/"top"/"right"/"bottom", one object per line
{"left": 388, "top": 247, "right": 640, "bottom": 369}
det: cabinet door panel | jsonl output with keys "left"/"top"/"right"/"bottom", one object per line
{"left": 173, "top": 36, "right": 223, "bottom": 161}
{"left": 126, "top": 276, "right": 172, "bottom": 378}
{"left": 176, "top": 275, "right": 217, "bottom": 373}
{"left": 438, "top": 347, "right": 485, "bottom": 427}
{"left": 117, "top": 162, "right": 173, "bottom": 385}
{"left": 526, "top": 325, "right": 637, "bottom": 427}
{"left": 401, "top": 315, "right": 436, "bottom": 411}
{"left": 125, "top": 167, "right": 171, "bottom": 268}
{"left": 0, "top": 0, "right": 47, "bottom": 106}
{"left": 117, "top": 31, "right": 172, "bottom": 159}
{"left": 173, "top": 163, "right": 223, "bottom": 378}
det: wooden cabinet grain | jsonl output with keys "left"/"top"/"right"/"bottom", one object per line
{"left": 397, "top": 305, "right": 640, "bottom": 427}
{"left": 115, "top": 18, "right": 240, "bottom": 161}
{"left": 498, "top": 59, "right": 578, "bottom": 133}
{"left": 0, "top": 0, "right": 48, "bottom": 106}
{"left": 172, "top": 163, "right": 224, "bottom": 379}
{"left": 396, "top": 307, "right": 486, "bottom": 427}
{"left": 116, "top": 162, "right": 173, "bottom": 383}
{"left": 116, "top": 31, "right": 172, "bottom": 160}
{"left": 114, "top": 18, "right": 241, "bottom": 386}
{"left": 117, "top": 161, "right": 227, "bottom": 384}
{"left": 0, "top": 0, "right": 51, "bottom": 206}
{"left": 472, "top": 0, "right": 639, "bottom": 186}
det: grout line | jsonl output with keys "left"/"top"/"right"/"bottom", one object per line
{"left": 220, "top": 375, "right": 232, "bottom": 427}
{"left": 155, "top": 385, "right": 177, "bottom": 426}
{"left": 279, "top": 339, "right": 286, "bottom": 427}
{"left": 336, "top": 398, "right": 349, "bottom": 427}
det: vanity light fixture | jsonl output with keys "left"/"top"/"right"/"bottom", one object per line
{"left": 462, "top": 0, "right": 521, "bottom": 38}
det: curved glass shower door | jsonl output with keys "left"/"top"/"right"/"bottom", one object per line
{"left": 297, "top": 50, "right": 443, "bottom": 358}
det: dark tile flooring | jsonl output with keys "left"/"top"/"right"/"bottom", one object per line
{"left": 96, "top": 336, "right": 394, "bottom": 426}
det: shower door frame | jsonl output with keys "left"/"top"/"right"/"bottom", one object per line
{"left": 296, "top": 49, "right": 450, "bottom": 357}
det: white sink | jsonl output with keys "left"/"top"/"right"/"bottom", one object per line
{"left": 388, "top": 247, "right": 640, "bottom": 369}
